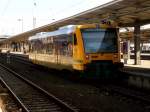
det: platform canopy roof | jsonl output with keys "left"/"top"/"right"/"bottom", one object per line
{"left": 120, "top": 28, "right": 150, "bottom": 41}
{"left": 1, "top": 0, "right": 150, "bottom": 43}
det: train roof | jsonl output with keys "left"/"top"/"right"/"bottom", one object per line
{"left": 29, "top": 25, "right": 76, "bottom": 41}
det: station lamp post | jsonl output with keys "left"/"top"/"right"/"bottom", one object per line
{"left": 33, "top": 0, "right": 36, "bottom": 29}
{"left": 17, "top": 18, "right": 23, "bottom": 33}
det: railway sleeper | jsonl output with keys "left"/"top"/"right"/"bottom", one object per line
{"left": 29, "top": 107, "right": 61, "bottom": 112}
{"left": 26, "top": 103, "right": 59, "bottom": 108}
{"left": 21, "top": 99, "right": 53, "bottom": 103}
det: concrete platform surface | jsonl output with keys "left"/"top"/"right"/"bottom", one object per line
{"left": 121, "top": 59, "right": 150, "bottom": 69}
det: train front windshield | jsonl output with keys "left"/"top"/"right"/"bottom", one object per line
{"left": 81, "top": 28, "right": 118, "bottom": 54}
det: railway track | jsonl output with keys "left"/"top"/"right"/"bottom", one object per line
{"left": 0, "top": 63, "right": 78, "bottom": 112}
{"left": 6, "top": 53, "right": 150, "bottom": 104}
{"left": 9, "top": 53, "right": 33, "bottom": 65}
{"left": 1, "top": 53, "right": 150, "bottom": 111}
{"left": 99, "top": 83, "right": 150, "bottom": 104}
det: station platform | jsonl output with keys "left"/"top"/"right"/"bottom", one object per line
{"left": 122, "top": 59, "right": 150, "bottom": 69}
{"left": 10, "top": 52, "right": 29, "bottom": 57}
{"left": 121, "top": 59, "right": 150, "bottom": 77}
{"left": 10, "top": 51, "right": 25, "bottom": 55}
{"left": 121, "top": 59, "right": 150, "bottom": 89}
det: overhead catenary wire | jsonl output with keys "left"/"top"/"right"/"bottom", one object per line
{"left": 0, "top": 0, "right": 11, "bottom": 35}
{"left": 0, "top": 0, "right": 11, "bottom": 16}
{"left": 50, "top": 0, "right": 93, "bottom": 18}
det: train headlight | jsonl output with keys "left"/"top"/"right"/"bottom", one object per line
{"left": 114, "top": 54, "right": 118, "bottom": 58}
{"left": 86, "top": 55, "right": 89, "bottom": 60}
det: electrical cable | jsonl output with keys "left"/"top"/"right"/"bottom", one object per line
{"left": 1, "top": 0, "right": 11, "bottom": 16}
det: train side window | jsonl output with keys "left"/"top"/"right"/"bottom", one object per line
{"left": 73, "top": 34, "right": 77, "bottom": 45}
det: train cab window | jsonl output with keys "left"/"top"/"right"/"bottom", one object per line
{"left": 81, "top": 28, "right": 118, "bottom": 53}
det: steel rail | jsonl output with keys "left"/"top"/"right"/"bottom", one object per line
{"left": 0, "top": 63, "right": 78, "bottom": 112}
{"left": 0, "top": 77, "right": 29, "bottom": 112}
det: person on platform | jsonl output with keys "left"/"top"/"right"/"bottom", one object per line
{"left": 6, "top": 50, "right": 11, "bottom": 63}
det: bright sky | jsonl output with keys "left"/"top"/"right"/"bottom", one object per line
{"left": 0, "top": 0, "right": 113, "bottom": 35}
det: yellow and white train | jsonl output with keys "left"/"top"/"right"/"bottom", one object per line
{"left": 28, "top": 23, "right": 123, "bottom": 79}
